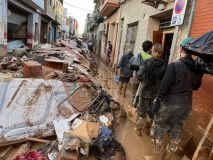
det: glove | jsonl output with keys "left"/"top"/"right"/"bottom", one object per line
{"left": 150, "top": 101, "right": 161, "bottom": 114}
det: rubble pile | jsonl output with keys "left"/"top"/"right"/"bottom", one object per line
{"left": 0, "top": 38, "right": 125, "bottom": 160}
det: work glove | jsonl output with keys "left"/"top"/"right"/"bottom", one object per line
{"left": 150, "top": 100, "right": 161, "bottom": 115}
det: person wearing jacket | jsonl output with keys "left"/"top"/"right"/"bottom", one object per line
{"left": 150, "top": 38, "right": 203, "bottom": 159}
{"left": 135, "top": 43, "right": 167, "bottom": 136}
{"left": 116, "top": 48, "right": 134, "bottom": 97}
{"left": 129, "top": 40, "right": 153, "bottom": 103}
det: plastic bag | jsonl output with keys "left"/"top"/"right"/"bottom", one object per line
{"left": 115, "top": 75, "right": 120, "bottom": 83}
{"left": 129, "top": 54, "right": 143, "bottom": 71}
{"left": 185, "top": 31, "right": 213, "bottom": 57}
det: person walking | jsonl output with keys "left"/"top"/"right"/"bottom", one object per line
{"left": 106, "top": 41, "right": 112, "bottom": 64}
{"left": 135, "top": 43, "right": 167, "bottom": 136}
{"left": 87, "top": 40, "right": 93, "bottom": 53}
{"left": 129, "top": 40, "right": 153, "bottom": 104}
{"left": 150, "top": 38, "right": 203, "bottom": 159}
{"left": 116, "top": 48, "right": 134, "bottom": 97}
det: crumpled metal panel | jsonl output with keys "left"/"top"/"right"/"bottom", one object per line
{"left": 0, "top": 78, "right": 79, "bottom": 146}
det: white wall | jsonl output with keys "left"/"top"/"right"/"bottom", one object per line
{"left": 0, "top": 0, "right": 7, "bottom": 56}
{"left": 114, "top": 1, "right": 176, "bottom": 65}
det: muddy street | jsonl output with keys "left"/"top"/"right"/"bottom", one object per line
{"left": 95, "top": 61, "right": 183, "bottom": 160}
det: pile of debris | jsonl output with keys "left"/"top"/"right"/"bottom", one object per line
{"left": 0, "top": 39, "right": 125, "bottom": 159}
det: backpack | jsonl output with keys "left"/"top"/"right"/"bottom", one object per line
{"left": 129, "top": 53, "right": 143, "bottom": 71}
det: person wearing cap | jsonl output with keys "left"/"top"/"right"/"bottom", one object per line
{"left": 129, "top": 40, "right": 153, "bottom": 104}
{"left": 116, "top": 47, "right": 134, "bottom": 97}
{"left": 150, "top": 37, "right": 203, "bottom": 159}
{"left": 134, "top": 43, "right": 167, "bottom": 136}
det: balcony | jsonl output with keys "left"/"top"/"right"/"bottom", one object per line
{"left": 142, "top": 0, "right": 169, "bottom": 9}
{"left": 44, "top": 1, "right": 56, "bottom": 20}
{"left": 20, "top": 0, "right": 44, "bottom": 11}
{"left": 100, "top": 0, "right": 120, "bottom": 17}
{"left": 56, "top": 15, "right": 63, "bottom": 25}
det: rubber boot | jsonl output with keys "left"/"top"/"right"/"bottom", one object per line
{"left": 165, "top": 139, "right": 180, "bottom": 159}
{"left": 135, "top": 116, "right": 144, "bottom": 136}
{"left": 122, "top": 83, "right": 128, "bottom": 97}
{"left": 119, "top": 82, "right": 123, "bottom": 95}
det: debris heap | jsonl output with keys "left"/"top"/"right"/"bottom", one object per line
{"left": 0, "top": 38, "right": 126, "bottom": 160}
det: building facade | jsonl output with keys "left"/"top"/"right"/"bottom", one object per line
{"left": 0, "top": 0, "right": 68, "bottom": 56}
{"left": 86, "top": 0, "right": 213, "bottom": 149}
{"left": 0, "top": 0, "right": 8, "bottom": 56}
{"left": 98, "top": 0, "right": 120, "bottom": 64}
{"left": 185, "top": 0, "right": 213, "bottom": 148}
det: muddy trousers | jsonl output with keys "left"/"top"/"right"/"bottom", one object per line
{"left": 151, "top": 104, "right": 191, "bottom": 153}
{"left": 137, "top": 97, "right": 154, "bottom": 118}
{"left": 119, "top": 82, "right": 128, "bottom": 97}
{"left": 135, "top": 97, "right": 153, "bottom": 136}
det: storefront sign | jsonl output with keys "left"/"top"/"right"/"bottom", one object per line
{"left": 171, "top": 0, "right": 188, "bottom": 26}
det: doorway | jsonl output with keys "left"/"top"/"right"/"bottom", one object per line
{"left": 163, "top": 33, "right": 173, "bottom": 62}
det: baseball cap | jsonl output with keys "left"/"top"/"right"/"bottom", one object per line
{"left": 181, "top": 37, "right": 194, "bottom": 47}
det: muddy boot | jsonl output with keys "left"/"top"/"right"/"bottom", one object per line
{"left": 165, "top": 139, "right": 180, "bottom": 159}
{"left": 122, "top": 83, "right": 128, "bottom": 97}
{"left": 143, "top": 117, "right": 152, "bottom": 135}
{"left": 153, "top": 139, "right": 164, "bottom": 155}
{"left": 135, "top": 116, "right": 145, "bottom": 136}
{"left": 164, "top": 151, "right": 175, "bottom": 160}
{"left": 119, "top": 82, "right": 123, "bottom": 95}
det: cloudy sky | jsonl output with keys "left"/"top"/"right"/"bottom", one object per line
{"left": 63, "top": 0, "right": 95, "bottom": 34}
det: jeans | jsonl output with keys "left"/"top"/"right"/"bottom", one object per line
{"left": 151, "top": 104, "right": 191, "bottom": 140}
{"left": 137, "top": 96, "right": 153, "bottom": 118}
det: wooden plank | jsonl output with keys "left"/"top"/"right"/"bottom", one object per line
{"left": 192, "top": 116, "right": 213, "bottom": 160}
{"left": 26, "top": 137, "right": 50, "bottom": 144}
{"left": 0, "top": 146, "right": 12, "bottom": 159}
{"left": 5, "top": 143, "right": 31, "bottom": 160}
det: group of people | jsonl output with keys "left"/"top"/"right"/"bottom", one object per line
{"left": 116, "top": 39, "right": 203, "bottom": 159}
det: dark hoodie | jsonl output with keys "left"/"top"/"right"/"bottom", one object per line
{"left": 117, "top": 53, "right": 134, "bottom": 78}
{"left": 136, "top": 57, "right": 167, "bottom": 98}
{"left": 155, "top": 56, "right": 203, "bottom": 107}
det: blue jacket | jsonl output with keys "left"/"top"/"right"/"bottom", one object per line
{"left": 117, "top": 53, "right": 134, "bottom": 78}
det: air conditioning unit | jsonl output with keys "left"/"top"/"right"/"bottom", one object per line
{"left": 158, "top": 3, "right": 166, "bottom": 10}
{"left": 142, "top": 0, "right": 168, "bottom": 9}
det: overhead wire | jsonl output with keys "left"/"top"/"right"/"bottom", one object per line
{"left": 63, "top": 2, "right": 93, "bottom": 12}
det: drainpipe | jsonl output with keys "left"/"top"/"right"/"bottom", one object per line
{"left": 186, "top": 0, "right": 197, "bottom": 37}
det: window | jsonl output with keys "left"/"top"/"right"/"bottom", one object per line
{"left": 125, "top": 22, "right": 138, "bottom": 52}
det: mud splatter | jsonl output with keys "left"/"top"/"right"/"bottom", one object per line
{"left": 7, "top": 80, "right": 27, "bottom": 108}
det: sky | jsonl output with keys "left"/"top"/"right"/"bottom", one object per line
{"left": 63, "top": 0, "right": 95, "bottom": 34}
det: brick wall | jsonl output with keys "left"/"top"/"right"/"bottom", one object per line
{"left": 187, "top": 0, "right": 213, "bottom": 146}
{"left": 190, "top": 0, "right": 213, "bottom": 38}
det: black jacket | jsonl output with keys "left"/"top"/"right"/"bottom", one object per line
{"left": 117, "top": 53, "right": 134, "bottom": 78}
{"left": 137, "top": 58, "right": 167, "bottom": 98}
{"left": 155, "top": 56, "right": 203, "bottom": 107}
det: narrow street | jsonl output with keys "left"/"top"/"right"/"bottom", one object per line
{"left": 95, "top": 62, "right": 154, "bottom": 160}
{"left": 95, "top": 61, "right": 184, "bottom": 160}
